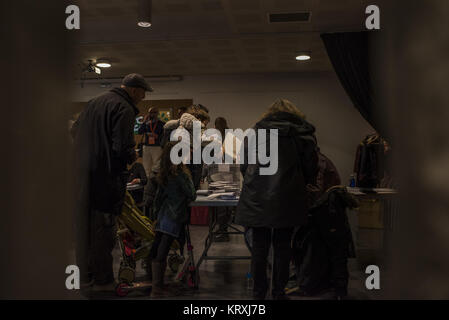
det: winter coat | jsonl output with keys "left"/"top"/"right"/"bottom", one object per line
{"left": 72, "top": 88, "right": 139, "bottom": 215}
{"left": 307, "top": 151, "right": 342, "bottom": 203}
{"left": 153, "top": 171, "right": 196, "bottom": 237}
{"left": 353, "top": 134, "right": 386, "bottom": 188}
{"left": 235, "top": 111, "right": 318, "bottom": 228}
{"left": 316, "top": 151, "right": 341, "bottom": 192}
{"left": 308, "top": 186, "right": 358, "bottom": 260}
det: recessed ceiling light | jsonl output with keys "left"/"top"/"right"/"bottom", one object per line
{"left": 137, "top": 21, "right": 152, "bottom": 27}
{"left": 96, "top": 62, "right": 111, "bottom": 68}
{"left": 296, "top": 53, "right": 311, "bottom": 61}
{"left": 138, "top": 0, "right": 152, "bottom": 28}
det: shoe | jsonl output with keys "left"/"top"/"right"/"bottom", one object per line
{"left": 272, "top": 292, "right": 290, "bottom": 300}
{"left": 334, "top": 287, "right": 348, "bottom": 300}
{"left": 252, "top": 289, "right": 267, "bottom": 300}
{"left": 150, "top": 261, "right": 181, "bottom": 298}
{"left": 334, "top": 291, "right": 348, "bottom": 300}
{"left": 80, "top": 278, "right": 95, "bottom": 289}
{"left": 162, "top": 261, "right": 183, "bottom": 295}
{"left": 253, "top": 293, "right": 266, "bottom": 300}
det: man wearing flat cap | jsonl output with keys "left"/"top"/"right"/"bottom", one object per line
{"left": 71, "top": 73, "right": 152, "bottom": 293}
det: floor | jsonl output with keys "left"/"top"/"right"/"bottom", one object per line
{"left": 86, "top": 223, "right": 382, "bottom": 300}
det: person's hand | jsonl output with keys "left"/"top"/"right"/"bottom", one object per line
{"left": 130, "top": 178, "right": 141, "bottom": 185}
{"left": 306, "top": 184, "right": 320, "bottom": 193}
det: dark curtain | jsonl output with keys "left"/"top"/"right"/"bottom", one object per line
{"left": 321, "top": 32, "right": 385, "bottom": 139}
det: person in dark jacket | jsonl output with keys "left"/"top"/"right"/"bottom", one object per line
{"left": 306, "top": 144, "right": 342, "bottom": 205}
{"left": 316, "top": 151, "right": 341, "bottom": 193}
{"left": 72, "top": 73, "right": 152, "bottom": 291}
{"left": 138, "top": 107, "right": 165, "bottom": 178}
{"left": 149, "top": 141, "right": 196, "bottom": 298}
{"left": 235, "top": 98, "right": 318, "bottom": 300}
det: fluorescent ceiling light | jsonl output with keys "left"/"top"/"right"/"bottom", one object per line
{"left": 96, "top": 62, "right": 111, "bottom": 68}
{"left": 296, "top": 54, "right": 311, "bottom": 61}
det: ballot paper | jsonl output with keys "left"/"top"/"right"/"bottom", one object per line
{"left": 206, "top": 192, "right": 235, "bottom": 200}
{"left": 196, "top": 190, "right": 210, "bottom": 196}
{"left": 220, "top": 195, "right": 239, "bottom": 200}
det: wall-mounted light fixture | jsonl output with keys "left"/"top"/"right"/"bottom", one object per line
{"left": 138, "top": 0, "right": 152, "bottom": 27}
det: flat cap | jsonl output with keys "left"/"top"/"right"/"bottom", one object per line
{"left": 122, "top": 73, "right": 153, "bottom": 92}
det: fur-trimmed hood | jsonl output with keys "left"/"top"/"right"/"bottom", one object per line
{"left": 164, "top": 113, "right": 204, "bottom": 132}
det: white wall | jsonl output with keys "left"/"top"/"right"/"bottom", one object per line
{"left": 71, "top": 72, "right": 374, "bottom": 182}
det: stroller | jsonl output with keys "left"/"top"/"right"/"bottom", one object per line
{"left": 115, "top": 191, "right": 184, "bottom": 297}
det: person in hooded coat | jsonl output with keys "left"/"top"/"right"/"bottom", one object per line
{"left": 235, "top": 99, "right": 318, "bottom": 300}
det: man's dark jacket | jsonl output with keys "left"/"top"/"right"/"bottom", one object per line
{"left": 72, "top": 88, "right": 139, "bottom": 215}
{"left": 235, "top": 112, "right": 318, "bottom": 228}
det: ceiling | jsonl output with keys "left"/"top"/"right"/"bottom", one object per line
{"left": 73, "top": 0, "right": 381, "bottom": 79}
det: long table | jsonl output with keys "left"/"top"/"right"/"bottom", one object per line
{"left": 189, "top": 196, "right": 250, "bottom": 271}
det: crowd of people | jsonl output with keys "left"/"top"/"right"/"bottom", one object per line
{"left": 72, "top": 73, "right": 343, "bottom": 300}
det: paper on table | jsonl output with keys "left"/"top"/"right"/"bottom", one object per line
{"left": 196, "top": 190, "right": 210, "bottom": 196}
{"left": 210, "top": 189, "right": 226, "bottom": 193}
{"left": 206, "top": 192, "right": 235, "bottom": 199}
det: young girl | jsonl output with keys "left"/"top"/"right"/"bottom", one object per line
{"left": 149, "top": 141, "right": 196, "bottom": 298}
